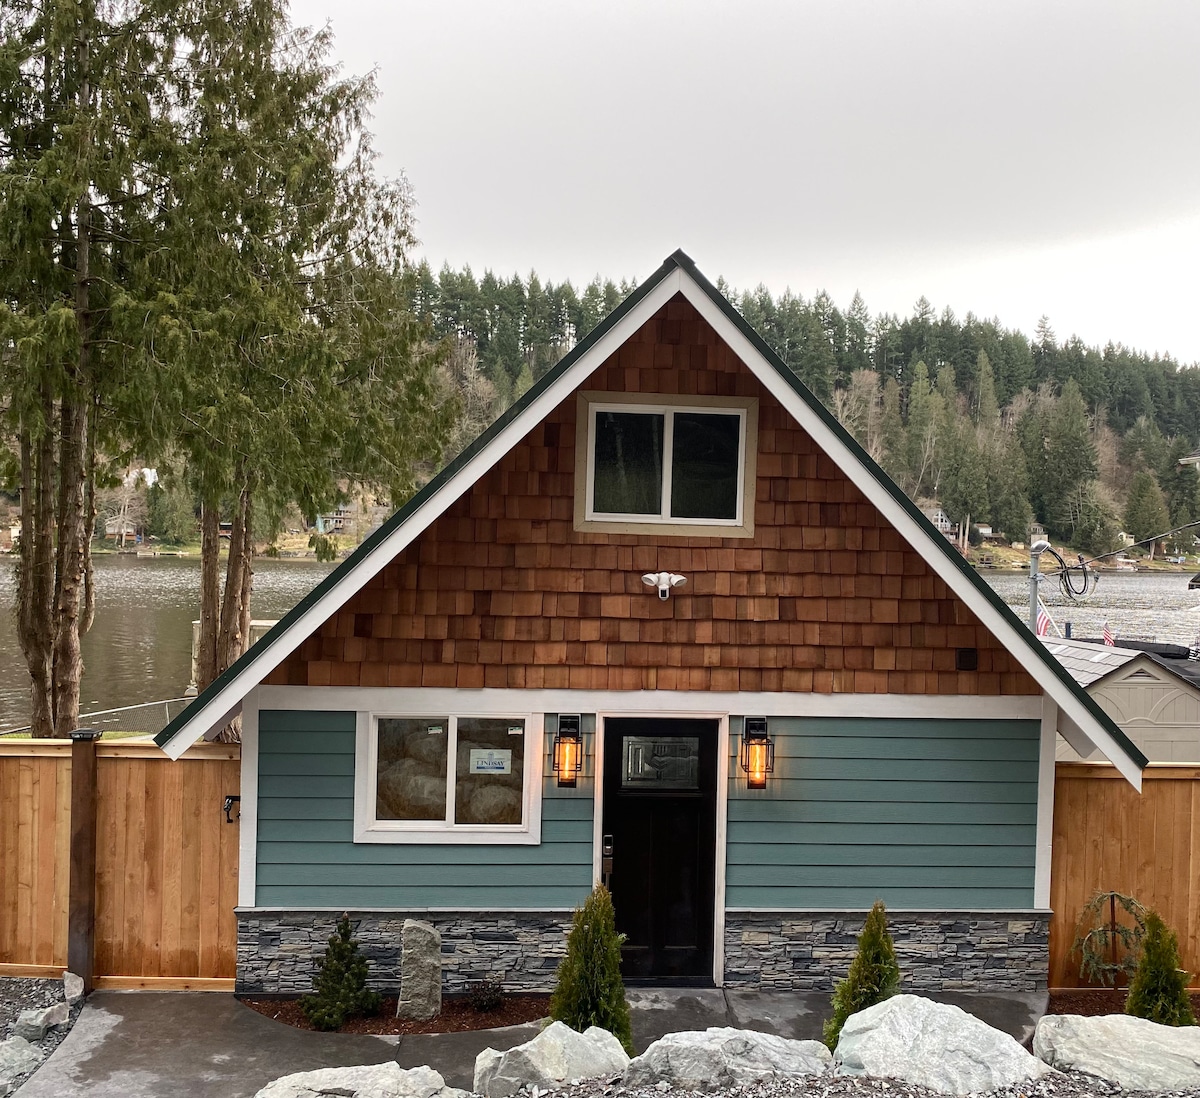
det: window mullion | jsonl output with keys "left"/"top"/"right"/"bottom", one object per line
{"left": 446, "top": 716, "right": 458, "bottom": 825}
{"left": 661, "top": 410, "right": 675, "bottom": 520}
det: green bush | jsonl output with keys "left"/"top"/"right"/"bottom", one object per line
{"left": 549, "top": 883, "right": 633, "bottom": 1053}
{"left": 300, "top": 914, "right": 382, "bottom": 1030}
{"left": 1125, "top": 911, "right": 1196, "bottom": 1026}
{"left": 1071, "top": 890, "right": 1146, "bottom": 987}
{"left": 822, "top": 900, "right": 901, "bottom": 1050}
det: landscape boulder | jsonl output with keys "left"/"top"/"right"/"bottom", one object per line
{"left": 0, "top": 1036, "right": 42, "bottom": 1096}
{"left": 474, "top": 1021, "right": 630, "bottom": 1097}
{"left": 834, "top": 994, "right": 1053, "bottom": 1096}
{"left": 63, "top": 971, "right": 85, "bottom": 1004}
{"left": 1034, "top": 1013, "right": 1200, "bottom": 1091}
{"left": 396, "top": 919, "right": 441, "bottom": 1021}
{"left": 255, "top": 1062, "right": 469, "bottom": 1098}
{"left": 624, "top": 1027, "right": 831, "bottom": 1091}
{"left": 13, "top": 1002, "right": 70, "bottom": 1042}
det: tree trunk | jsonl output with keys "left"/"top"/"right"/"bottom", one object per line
{"left": 213, "top": 481, "right": 254, "bottom": 744}
{"left": 197, "top": 502, "right": 221, "bottom": 691}
{"left": 16, "top": 418, "right": 57, "bottom": 738}
{"left": 51, "top": 390, "right": 89, "bottom": 737}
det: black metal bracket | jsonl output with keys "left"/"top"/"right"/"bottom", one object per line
{"left": 222, "top": 795, "right": 241, "bottom": 823}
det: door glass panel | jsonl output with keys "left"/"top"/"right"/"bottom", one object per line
{"left": 456, "top": 717, "right": 525, "bottom": 825}
{"left": 621, "top": 736, "right": 700, "bottom": 791}
{"left": 670, "top": 412, "right": 740, "bottom": 520}
{"left": 593, "top": 411, "right": 664, "bottom": 515}
{"left": 376, "top": 718, "right": 449, "bottom": 821}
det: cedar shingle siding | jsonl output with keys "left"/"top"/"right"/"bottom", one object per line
{"left": 267, "top": 297, "right": 1036, "bottom": 696}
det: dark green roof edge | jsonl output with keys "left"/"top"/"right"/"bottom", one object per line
{"left": 158, "top": 247, "right": 1148, "bottom": 774}
{"left": 667, "top": 250, "right": 1148, "bottom": 772}
{"left": 155, "top": 253, "right": 687, "bottom": 748}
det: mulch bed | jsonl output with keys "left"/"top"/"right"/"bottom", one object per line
{"left": 1048, "top": 988, "right": 1200, "bottom": 1016}
{"left": 239, "top": 993, "right": 551, "bottom": 1035}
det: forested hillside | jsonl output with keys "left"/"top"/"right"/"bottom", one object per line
{"left": 409, "top": 262, "right": 1200, "bottom": 559}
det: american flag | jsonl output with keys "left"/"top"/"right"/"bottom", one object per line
{"left": 1103, "top": 621, "right": 1115, "bottom": 646}
{"left": 1036, "top": 606, "right": 1051, "bottom": 636}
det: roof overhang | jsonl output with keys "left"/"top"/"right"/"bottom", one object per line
{"left": 156, "top": 251, "right": 1146, "bottom": 788}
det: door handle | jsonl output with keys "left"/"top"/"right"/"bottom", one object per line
{"left": 602, "top": 833, "right": 614, "bottom": 888}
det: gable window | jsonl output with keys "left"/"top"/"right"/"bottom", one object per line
{"left": 354, "top": 713, "right": 543, "bottom": 844}
{"left": 575, "top": 393, "right": 758, "bottom": 537}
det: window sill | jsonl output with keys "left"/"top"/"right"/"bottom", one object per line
{"left": 353, "top": 824, "right": 542, "bottom": 846}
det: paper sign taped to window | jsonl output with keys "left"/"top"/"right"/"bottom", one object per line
{"left": 469, "top": 749, "right": 512, "bottom": 774}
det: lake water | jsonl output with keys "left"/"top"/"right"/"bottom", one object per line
{"left": 1, "top": 557, "right": 1198, "bottom": 731}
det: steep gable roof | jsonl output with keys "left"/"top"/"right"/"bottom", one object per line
{"left": 156, "top": 250, "right": 1146, "bottom": 786}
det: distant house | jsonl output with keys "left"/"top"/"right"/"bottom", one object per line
{"left": 1116, "top": 531, "right": 1136, "bottom": 548}
{"left": 975, "top": 524, "right": 994, "bottom": 539}
{"left": 1029, "top": 522, "right": 1046, "bottom": 540}
{"left": 1044, "top": 636, "right": 1200, "bottom": 762}
{"left": 921, "top": 506, "right": 956, "bottom": 539}
{"left": 157, "top": 250, "right": 1144, "bottom": 998}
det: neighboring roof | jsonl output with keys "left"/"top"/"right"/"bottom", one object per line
{"left": 1053, "top": 637, "right": 1200, "bottom": 691}
{"left": 1179, "top": 447, "right": 1200, "bottom": 466}
{"left": 1042, "top": 637, "right": 1155, "bottom": 688}
{"left": 155, "top": 250, "right": 1147, "bottom": 786}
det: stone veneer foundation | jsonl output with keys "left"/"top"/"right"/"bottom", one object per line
{"left": 723, "top": 911, "right": 1050, "bottom": 992}
{"left": 237, "top": 908, "right": 1049, "bottom": 994}
{"left": 235, "top": 909, "right": 572, "bottom": 995}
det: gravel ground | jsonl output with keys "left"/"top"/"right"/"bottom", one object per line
{"left": 0, "top": 977, "right": 83, "bottom": 1095}
{"left": 563, "top": 1070, "right": 1200, "bottom": 1098}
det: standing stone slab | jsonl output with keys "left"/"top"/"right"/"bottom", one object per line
{"left": 397, "top": 919, "right": 442, "bottom": 1020}
{"left": 1034, "top": 1013, "right": 1200, "bottom": 1091}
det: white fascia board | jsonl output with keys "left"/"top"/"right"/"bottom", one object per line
{"left": 679, "top": 279, "right": 1144, "bottom": 790}
{"left": 158, "top": 270, "right": 687, "bottom": 757}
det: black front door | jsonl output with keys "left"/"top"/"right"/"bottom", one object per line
{"left": 601, "top": 718, "right": 718, "bottom": 984}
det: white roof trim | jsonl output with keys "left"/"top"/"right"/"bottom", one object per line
{"left": 160, "top": 262, "right": 1143, "bottom": 789}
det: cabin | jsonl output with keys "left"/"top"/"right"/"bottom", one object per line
{"left": 1045, "top": 636, "right": 1200, "bottom": 763}
{"left": 157, "top": 251, "right": 1145, "bottom": 997}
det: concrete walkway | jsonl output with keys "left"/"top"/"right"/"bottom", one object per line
{"left": 18, "top": 987, "right": 1048, "bottom": 1098}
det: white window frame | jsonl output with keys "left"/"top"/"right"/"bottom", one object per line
{"left": 574, "top": 392, "right": 758, "bottom": 538}
{"left": 353, "top": 711, "right": 544, "bottom": 844}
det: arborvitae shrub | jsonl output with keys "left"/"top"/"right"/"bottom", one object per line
{"left": 1125, "top": 911, "right": 1196, "bottom": 1026}
{"left": 300, "top": 914, "right": 382, "bottom": 1031}
{"left": 822, "top": 899, "right": 901, "bottom": 1050}
{"left": 549, "top": 883, "right": 633, "bottom": 1053}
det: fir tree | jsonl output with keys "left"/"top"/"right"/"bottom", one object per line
{"left": 549, "top": 884, "right": 633, "bottom": 1054}
{"left": 1125, "top": 911, "right": 1196, "bottom": 1027}
{"left": 823, "top": 900, "right": 901, "bottom": 1050}
{"left": 300, "top": 914, "right": 382, "bottom": 1031}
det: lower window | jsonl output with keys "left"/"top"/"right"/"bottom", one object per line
{"left": 355, "top": 713, "right": 543, "bottom": 843}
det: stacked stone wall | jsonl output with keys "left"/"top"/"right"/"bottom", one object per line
{"left": 236, "top": 910, "right": 570, "bottom": 995}
{"left": 723, "top": 911, "right": 1049, "bottom": 992}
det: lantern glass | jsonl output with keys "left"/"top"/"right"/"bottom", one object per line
{"left": 739, "top": 718, "right": 774, "bottom": 790}
{"left": 553, "top": 717, "right": 583, "bottom": 787}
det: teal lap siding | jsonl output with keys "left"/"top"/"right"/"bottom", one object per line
{"left": 726, "top": 717, "right": 1040, "bottom": 909}
{"left": 255, "top": 710, "right": 594, "bottom": 909}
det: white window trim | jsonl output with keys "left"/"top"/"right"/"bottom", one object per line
{"left": 574, "top": 392, "right": 758, "bottom": 537}
{"left": 353, "top": 711, "right": 544, "bottom": 845}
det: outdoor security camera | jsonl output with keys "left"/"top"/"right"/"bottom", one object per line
{"left": 642, "top": 571, "right": 687, "bottom": 600}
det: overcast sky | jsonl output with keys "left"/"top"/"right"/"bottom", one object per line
{"left": 289, "top": 0, "right": 1200, "bottom": 364}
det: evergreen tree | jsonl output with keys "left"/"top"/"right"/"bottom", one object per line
{"left": 1125, "top": 472, "right": 1171, "bottom": 559}
{"left": 878, "top": 378, "right": 908, "bottom": 487}
{"left": 550, "top": 884, "right": 633, "bottom": 1053}
{"left": 823, "top": 900, "right": 901, "bottom": 1049}
{"left": 975, "top": 351, "right": 1000, "bottom": 428}
{"left": 301, "top": 914, "right": 382, "bottom": 1031}
{"left": 1042, "top": 379, "right": 1098, "bottom": 539}
{"left": 1125, "top": 911, "right": 1196, "bottom": 1027}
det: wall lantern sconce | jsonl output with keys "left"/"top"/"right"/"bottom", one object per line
{"left": 739, "top": 717, "right": 774, "bottom": 790}
{"left": 553, "top": 715, "right": 583, "bottom": 788}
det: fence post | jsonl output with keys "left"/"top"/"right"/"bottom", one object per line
{"left": 68, "top": 729, "right": 103, "bottom": 991}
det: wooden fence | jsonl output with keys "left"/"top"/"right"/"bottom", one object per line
{"left": 1, "top": 745, "right": 1195, "bottom": 990}
{"left": 0, "top": 741, "right": 239, "bottom": 989}
{"left": 1050, "top": 762, "right": 1200, "bottom": 988}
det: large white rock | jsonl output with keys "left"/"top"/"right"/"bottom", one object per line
{"left": 62, "top": 971, "right": 85, "bottom": 1004}
{"left": 13, "top": 1002, "right": 70, "bottom": 1042}
{"left": 1034, "top": 1013, "right": 1200, "bottom": 1090}
{"left": 474, "top": 1021, "right": 630, "bottom": 1097}
{"left": 255, "top": 1062, "right": 469, "bottom": 1098}
{"left": 624, "top": 1027, "right": 831, "bottom": 1091}
{"left": 834, "top": 994, "right": 1053, "bottom": 1096}
{"left": 0, "top": 1036, "right": 42, "bottom": 1091}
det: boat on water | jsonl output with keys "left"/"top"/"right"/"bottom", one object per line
{"left": 1190, "top": 572, "right": 1200, "bottom": 591}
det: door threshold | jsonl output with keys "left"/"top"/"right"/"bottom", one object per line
{"left": 624, "top": 978, "right": 717, "bottom": 989}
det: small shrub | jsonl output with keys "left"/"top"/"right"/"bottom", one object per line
{"left": 300, "top": 914, "right": 381, "bottom": 1031}
{"left": 1125, "top": 911, "right": 1196, "bottom": 1026}
{"left": 468, "top": 975, "right": 505, "bottom": 1013}
{"left": 1071, "top": 890, "right": 1146, "bottom": 987}
{"left": 549, "top": 883, "right": 633, "bottom": 1054}
{"left": 822, "top": 900, "right": 901, "bottom": 1050}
